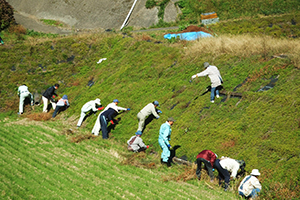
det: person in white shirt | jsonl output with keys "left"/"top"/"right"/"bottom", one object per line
{"left": 76, "top": 98, "right": 104, "bottom": 128}
{"left": 191, "top": 62, "right": 223, "bottom": 103}
{"left": 239, "top": 169, "right": 262, "bottom": 199}
{"left": 17, "top": 84, "right": 34, "bottom": 115}
{"left": 52, "top": 95, "right": 70, "bottom": 118}
{"left": 214, "top": 156, "right": 241, "bottom": 191}
{"left": 137, "top": 101, "right": 161, "bottom": 132}
{"left": 92, "top": 99, "right": 130, "bottom": 135}
{"left": 127, "top": 131, "right": 149, "bottom": 152}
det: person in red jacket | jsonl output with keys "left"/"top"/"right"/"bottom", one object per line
{"left": 196, "top": 150, "right": 217, "bottom": 182}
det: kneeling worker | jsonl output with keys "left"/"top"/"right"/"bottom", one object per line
{"left": 127, "top": 131, "right": 149, "bottom": 152}
{"left": 239, "top": 169, "right": 262, "bottom": 199}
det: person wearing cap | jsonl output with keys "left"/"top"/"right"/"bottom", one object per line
{"left": 238, "top": 169, "right": 262, "bottom": 199}
{"left": 191, "top": 62, "right": 223, "bottom": 103}
{"left": 42, "top": 83, "right": 60, "bottom": 112}
{"left": 92, "top": 99, "right": 130, "bottom": 135}
{"left": 196, "top": 150, "right": 217, "bottom": 182}
{"left": 137, "top": 101, "right": 161, "bottom": 132}
{"left": 76, "top": 98, "right": 104, "bottom": 128}
{"left": 17, "top": 84, "right": 34, "bottom": 115}
{"left": 214, "top": 156, "right": 241, "bottom": 191}
{"left": 127, "top": 131, "right": 149, "bottom": 152}
{"left": 52, "top": 95, "right": 70, "bottom": 118}
{"left": 158, "top": 117, "right": 175, "bottom": 167}
{"left": 99, "top": 107, "right": 118, "bottom": 139}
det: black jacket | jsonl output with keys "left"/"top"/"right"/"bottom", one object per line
{"left": 43, "top": 86, "right": 57, "bottom": 99}
{"left": 100, "top": 108, "right": 116, "bottom": 122}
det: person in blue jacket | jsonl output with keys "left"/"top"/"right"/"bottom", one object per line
{"left": 158, "top": 117, "right": 175, "bottom": 167}
{"left": 99, "top": 107, "right": 117, "bottom": 139}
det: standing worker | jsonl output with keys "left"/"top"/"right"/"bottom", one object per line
{"left": 196, "top": 150, "right": 217, "bottom": 182}
{"left": 99, "top": 107, "right": 117, "bottom": 139}
{"left": 158, "top": 117, "right": 175, "bottom": 167}
{"left": 52, "top": 95, "right": 70, "bottom": 118}
{"left": 77, "top": 98, "right": 104, "bottom": 128}
{"left": 42, "top": 84, "right": 59, "bottom": 112}
{"left": 92, "top": 99, "right": 130, "bottom": 135}
{"left": 127, "top": 131, "right": 149, "bottom": 152}
{"left": 17, "top": 84, "right": 34, "bottom": 115}
{"left": 191, "top": 62, "right": 223, "bottom": 103}
{"left": 137, "top": 101, "right": 161, "bottom": 132}
{"left": 214, "top": 156, "right": 241, "bottom": 191}
{"left": 238, "top": 169, "right": 262, "bottom": 199}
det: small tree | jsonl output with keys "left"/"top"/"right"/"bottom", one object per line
{"left": 0, "top": 0, "right": 15, "bottom": 31}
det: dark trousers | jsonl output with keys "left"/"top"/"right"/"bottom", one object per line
{"left": 214, "top": 159, "right": 230, "bottom": 188}
{"left": 100, "top": 114, "right": 108, "bottom": 139}
{"left": 196, "top": 157, "right": 214, "bottom": 180}
{"left": 52, "top": 105, "right": 65, "bottom": 118}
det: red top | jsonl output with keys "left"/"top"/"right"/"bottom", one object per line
{"left": 196, "top": 150, "right": 216, "bottom": 167}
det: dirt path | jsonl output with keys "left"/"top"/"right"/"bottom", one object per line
{"left": 14, "top": 12, "right": 72, "bottom": 35}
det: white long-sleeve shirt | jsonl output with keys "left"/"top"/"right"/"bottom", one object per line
{"left": 103, "top": 102, "right": 127, "bottom": 113}
{"left": 220, "top": 157, "right": 240, "bottom": 179}
{"left": 127, "top": 136, "right": 147, "bottom": 151}
{"left": 18, "top": 85, "right": 29, "bottom": 94}
{"left": 139, "top": 103, "right": 159, "bottom": 118}
{"left": 193, "top": 65, "right": 222, "bottom": 88}
{"left": 238, "top": 175, "right": 262, "bottom": 197}
{"left": 81, "top": 100, "right": 99, "bottom": 112}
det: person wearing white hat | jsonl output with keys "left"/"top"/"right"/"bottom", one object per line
{"left": 17, "top": 84, "right": 34, "bottom": 115}
{"left": 137, "top": 101, "right": 161, "bottom": 132}
{"left": 77, "top": 98, "right": 104, "bottom": 128}
{"left": 191, "top": 62, "right": 223, "bottom": 103}
{"left": 92, "top": 99, "right": 130, "bottom": 135}
{"left": 238, "top": 169, "right": 262, "bottom": 199}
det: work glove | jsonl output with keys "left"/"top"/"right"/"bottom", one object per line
{"left": 98, "top": 107, "right": 104, "bottom": 111}
{"left": 146, "top": 145, "right": 149, "bottom": 149}
{"left": 110, "top": 120, "right": 114, "bottom": 125}
{"left": 157, "top": 110, "right": 162, "bottom": 114}
{"left": 167, "top": 144, "right": 171, "bottom": 149}
{"left": 127, "top": 108, "right": 131, "bottom": 111}
{"left": 191, "top": 75, "right": 197, "bottom": 79}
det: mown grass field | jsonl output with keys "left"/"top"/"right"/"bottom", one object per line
{"left": 0, "top": 114, "right": 238, "bottom": 199}
{"left": 0, "top": 7, "right": 300, "bottom": 200}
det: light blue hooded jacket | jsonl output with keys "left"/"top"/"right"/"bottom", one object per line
{"left": 158, "top": 122, "right": 171, "bottom": 146}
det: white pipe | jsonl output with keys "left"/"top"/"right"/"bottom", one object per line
{"left": 120, "top": 0, "right": 138, "bottom": 30}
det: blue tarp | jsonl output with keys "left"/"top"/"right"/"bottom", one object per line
{"left": 164, "top": 31, "right": 212, "bottom": 41}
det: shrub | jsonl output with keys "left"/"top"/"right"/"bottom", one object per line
{"left": 0, "top": 0, "right": 15, "bottom": 31}
{"left": 145, "top": 0, "right": 156, "bottom": 9}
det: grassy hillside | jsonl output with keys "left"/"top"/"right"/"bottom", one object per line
{"left": 0, "top": 13, "right": 300, "bottom": 199}
{"left": 0, "top": 114, "right": 238, "bottom": 199}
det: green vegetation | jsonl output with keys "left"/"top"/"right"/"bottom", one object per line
{"left": 0, "top": 4, "right": 300, "bottom": 200}
{"left": 0, "top": 115, "right": 237, "bottom": 199}
{"left": 40, "top": 19, "right": 64, "bottom": 27}
{"left": 176, "top": 0, "right": 300, "bottom": 24}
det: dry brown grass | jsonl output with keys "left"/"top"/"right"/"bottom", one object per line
{"left": 185, "top": 35, "right": 300, "bottom": 67}
{"left": 8, "top": 24, "right": 27, "bottom": 34}
{"left": 27, "top": 112, "right": 52, "bottom": 121}
{"left": 69, "top": 133, "right": 98, "bottom": 143}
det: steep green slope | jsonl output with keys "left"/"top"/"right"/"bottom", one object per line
{"left": 1, "top": 14, "right": 300, "bottom": 199}
{"left": 0, "top": 114, "right": 238, "bottom": 199}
